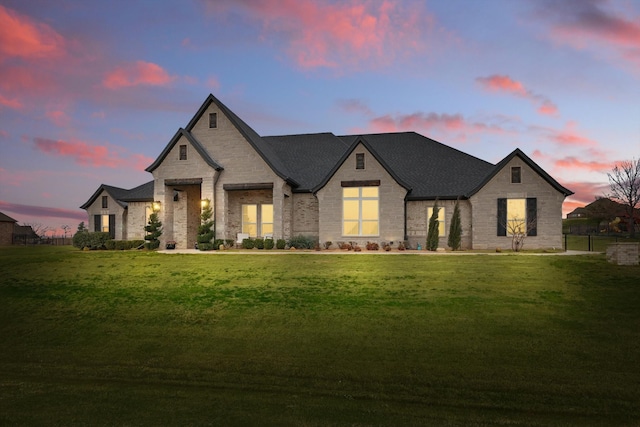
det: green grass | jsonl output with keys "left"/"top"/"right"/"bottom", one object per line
{"left": 1, "top": 246, "right": 639, "bottom": 426}
{"left": 564, "top": 234, "right": 640, "bottom": 252}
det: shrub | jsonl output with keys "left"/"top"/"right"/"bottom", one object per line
{"left": 254, "top": 238, "right": 265, "bottom": 249}
{"left": 448, "top": 199, "right": 462, "bottom": 251}
{"left": 197, "top": 199, "right": 214, "bottom": 251}
{"left": 426, "top": 201, "right": 440, "bottom": 251}
{"left": 225, "top": 239, "right": 235, "bottom": 249}
{"left": 213, "top": 239, "right": 225, "bottom": 250}
{"left": 242, "top": 238, "right": 255, "bottom": 249}
{"left": 104, "top": 240, "right": 116, "bottom": 250}
{"left": 264, "top": 238, "right": 274, "bottom": 250}
{"left": 73, "top": 231, "right": 111, "bottom": 250}
{"left": 276, "top": 239, "right": 286, "bottom": 250}
{"left": 339, "top": 242, "right": 352, "bottom": 250}
{"left": 198, "top": 243, "right": 214, "bottom": 251}
{"left": 288, "top": 235, "right": 317, "bottom": 249}
{"left": 145, "top": 212, "right": 163, "bottom": 250}
{"left": 366, "top": 242, "right": 379, "bottom": 251}
{"left": 324, "top": 241, "right": 332, "bottom": 249}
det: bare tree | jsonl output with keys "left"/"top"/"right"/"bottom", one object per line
{"left": 24, "top": 223, "right": 51, "bottom": 238}
{"left": 505, "top": 216, "right": 537, "bottom": 252}
{"left": 607, "top": 158, "right": 640, "bottom": 238}
{"left": 61, "top": 225, "right": 71, "bottom": 239}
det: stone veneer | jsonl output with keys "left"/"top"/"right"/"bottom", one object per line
{"left": 606, "top": 242, "right": 640, "bottom": 265}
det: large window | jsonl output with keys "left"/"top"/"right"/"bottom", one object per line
{"left": 94, "top": 214, "right": 115, "bottom": 239}
{"left": 343, "top": 187, "right": 379, "bottom": 236}
{"left": 497, "top": 198, "right": 537, "bottom": 236}
{"left": 427, "top": 207, "right": 446, "bottom": 237}
{"left": 242, "top": 204, "right": 273, "bottom": 237}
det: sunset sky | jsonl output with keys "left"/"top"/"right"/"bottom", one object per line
{"left": 1, "top": 0, "right": 639, "bottom": 235}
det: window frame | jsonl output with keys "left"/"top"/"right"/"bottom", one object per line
{"left": 427, "top": 206, "right": 446, "bottom": 237}
{"left": 342, "top": 186, "right": 379, "bottom": 237}
{"left": 179, "top": 144, "right": 187, "bottom": 160}
{"left": 355, "top": 153, "right": 365, "bottom": 170}
{"left": 101, "top": 195, "right": 108, "bottom": 209}
{"left": 511, "top": 166, "right": 522, "bottom": 184}
{"left": 209, "top": 113, "right": 217, "bottom": 129}
{"left": 242, "top": 203, "right": 273, "bottom": 238}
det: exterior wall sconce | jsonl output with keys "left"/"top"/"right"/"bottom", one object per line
{"left": 201, "top": 199, "right": 209, "bottom": 209}
{"left": 152, "top": 201, "right": 161, "bottom": 212}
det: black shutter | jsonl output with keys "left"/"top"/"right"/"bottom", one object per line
{"left": 497, "top": 198, "right": 507, "bottom": 236}
{"left": 94, "top": 215, "right": 100, "bottom": 232}
{"left": 109, "top": 214, "right": 116, "bottom": 239}
{"left": 527, "top": 198, "right": 537, "bottom": 236}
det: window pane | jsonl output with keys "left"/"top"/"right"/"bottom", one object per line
{"left": 343, "top": 221, "right": 359, "bottom": 236}
{"left": 343, "top": 187, "right": 359, "bottom": 198}
{"left": 244, "top": 224, "right": 257, "bottom": 237}
{"left": 362, "top": 187, "right": 378, "bottom": 198}
{"left": 362, "top": 221, "right": 379, "bottom": 235}
{"left": 343, "top": 200, "right": 359, "bottom": 220}
{"left": 261, "top": 223, "right": 273, "bottom": 236}
{"left": 507, "top": 199, "right": 526, "bottom": 235}
{"left": 101, "top": 215, "right": 109, "bottom": 232}
{"left": 361, "top": 200, "right": 378, "bottom": 220}
{"left": 261, "top": 204, "right": 273, "bottom": 223}
{"left": 242, "top": 205, "right": 257, "bottom": 223}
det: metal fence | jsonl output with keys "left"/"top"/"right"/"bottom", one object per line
{"left": 563, "top": 234, "right": 639, "bottom": 252}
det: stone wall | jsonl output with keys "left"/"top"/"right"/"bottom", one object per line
{"left": 606, "top": 243, "right": 640, "bottom": 265}
{"left": 292, "top": 193, "right": 319, "bottom": 238}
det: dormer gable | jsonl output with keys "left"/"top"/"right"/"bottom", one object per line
{"left": 145, "top": 128, "right": 223, "bottom": 173}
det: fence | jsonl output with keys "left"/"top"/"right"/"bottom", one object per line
{"left": 563, "top": 234, "right": 640, "bottom": 252}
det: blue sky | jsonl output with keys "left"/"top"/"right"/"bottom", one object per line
{"left": 1, "top": 0, "right": 639, "bottom": 235}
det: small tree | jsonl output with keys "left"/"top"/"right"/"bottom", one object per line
{"left": 607, "top": 158, "right": 640, "bottom": 238}
{"left": 197, "top": 199, "right": 214, "bottom": 251}
{"left": 426, "top": 201, "right": 440, "bottom": 251}
{"left": 145, "top": 212, "right": 163, "bottom": 249}
{"left": 504, "top": 216, "right": 537, "bottom": 252}
{"left": 448, "top": 199, "right": 462, "bottom": 251}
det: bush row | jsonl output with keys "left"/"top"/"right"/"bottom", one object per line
{"left": 241, "top": 235, "right": 317, "bottom": 250}
{"left": 72, "top": 231, "right": 111, "bottom": 249}
{"left": 105, "top": 240, "right": 145, "bottom": 250}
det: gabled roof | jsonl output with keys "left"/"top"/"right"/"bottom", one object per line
{"left": 80, "top": 181, "right": 155, "bottom": 210}
{"left": 311, "top": 135, "right": 413, "bottom": 193}
{"left": 0, "top": 211, "right": 17, "bottom": 223}
{"left": 263, "top": 133, "right": 349, "bottom": 192}
{"left": 181, "top": 94, "right": 299, "bottom": 187}
{"left": 146, "top": 128, "right": 223, "bottom": 173}
{"left": 340, "top": 132, "right": 495, "bottom": 200}
{"left": 468, "top": 149, "right": 574, "bottom": 197}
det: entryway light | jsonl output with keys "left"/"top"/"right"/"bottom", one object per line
{"left": 152, "top": 201, "right": 161, "bottom": 212}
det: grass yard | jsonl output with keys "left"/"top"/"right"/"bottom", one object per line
{"left": 1, "top": 246, "right": 639, "bottom": 426}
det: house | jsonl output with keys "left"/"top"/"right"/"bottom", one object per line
{"left": 80, "top": 181, "right": 154, "bottom": 240}
{"left": 0, "top": 211, "right": 17, "bottom": 245}
{"left": 566, "top": 198, "right": 640, "bottom": 234}
{"left": 0, "top": 211, "right": 40, "bottom": 245}
{"left": 81, "top": 93, "right": 573, "bottom": 250}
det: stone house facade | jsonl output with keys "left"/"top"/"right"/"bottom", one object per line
{"left": 81, "top": 94, "right": 573, "bottom": 250}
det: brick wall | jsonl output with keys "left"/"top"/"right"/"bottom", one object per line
{"left": 316, "top": 143, "right": 406, "bottom": 247}
{"left": 470, "top": 156, "right": 565, "bottom": 250}
{"left": 406, "top": 199, "right": 472, "bottom": 250}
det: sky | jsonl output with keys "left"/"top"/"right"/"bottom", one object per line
{"left": 1, "top": 0, "right": 639, "bottom": 236}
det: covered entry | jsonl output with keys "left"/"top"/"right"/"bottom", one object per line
{"left": 165, "top": 178, "right": 202, "bottom": 249}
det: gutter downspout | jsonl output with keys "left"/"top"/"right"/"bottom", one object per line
{"left": 213, "top": 170, "right": 221, "bottom": 240}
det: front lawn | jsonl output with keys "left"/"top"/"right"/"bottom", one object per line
{"left": 0, "top": 247, "right": 638, "bottom": 426}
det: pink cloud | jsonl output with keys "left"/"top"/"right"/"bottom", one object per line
{"left": 369, "top": 111, "right": 507, "bottom": 142}
{"left": 0, "top": 92, "right": 22, "bottom": 109}
{"left": 103, "top": 61, "right": 174, "bottom": 89}
{"left": 46, "top": 110, "right": 71, "bottom": 127}
{"left": 0, "top": 5, "right": 65, "bottom": 61}
{"left": 209, "top": 0, "right": 434, "bottom": 70}
{"left": 337, "top": 98, "right": 374, "bottom": 116}
{"left": 554, "top": 156, "right": 611, "bottom": 172}
{"left": 537, "top": 0, "right": 640, "bottom": 73}
{"left": 477, "top": 74, "right": 558, "bottom": 116}
{"left": 551, "top": 122, "right": 597, "bottom": 147}
{"left": 32, "top": 137, "right": 154, "bottom": 170}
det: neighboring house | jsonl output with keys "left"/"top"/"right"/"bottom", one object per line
{"left": 566, "top": 198, "right": 640, "bottom": 234}
{"left": 80, "top": 181, "right": 154, "bottom": 240}
{"left": 0, "top": 211, "right": 17, "bottom": 245}
{"left": 0, "top": 212, "right": 40, "bottom": 245}
{"left": 81, "top": 94, "right": 573, "bottom": 250}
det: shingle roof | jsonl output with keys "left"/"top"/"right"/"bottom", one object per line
{"left": 80, "top": 181, "right": 155, "bottom": 209}
{"left": 0, "top": 211, "right": 17, "bottom": 223}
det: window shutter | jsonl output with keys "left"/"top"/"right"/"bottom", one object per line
{"left": 497, "top": 198, "right": 507, "bottom": 236}
{"left": 526, "top": 198, "right": 537, "bottom": 236}
{"left": 109, "top": 214, "right": 116, "bottom": 239}
{"left": 94, "top": 215, "right": 100, "bottom": 232}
